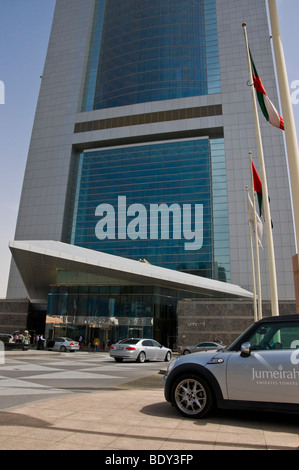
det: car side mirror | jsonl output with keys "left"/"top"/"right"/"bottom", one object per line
{"left": 240, "top": 342, "right": 251, "bottom": 357}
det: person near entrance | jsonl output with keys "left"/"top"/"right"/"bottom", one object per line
{"left": 93, "top": 337, "right": 100, "bottom": 352}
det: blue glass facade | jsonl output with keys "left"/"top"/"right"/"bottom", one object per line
{"left": 71, "top": 138, "right": 229, "bottom": 281}
{"left": 82, "top": 0, "right": 220, "bottom": 111}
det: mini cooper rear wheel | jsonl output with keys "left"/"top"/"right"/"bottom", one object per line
{"left": 172, "top": 374, "right": 214, "bottom": 418}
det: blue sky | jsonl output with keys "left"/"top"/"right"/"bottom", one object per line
{"left": 0, "top": 0, "right": 298, "bottom": 298}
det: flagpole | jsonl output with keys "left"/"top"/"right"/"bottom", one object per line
{"left": 268, "top": 0, "right": 299, "bottom": 268}
{"left": 249, "top": 153, "right": 263, "bottom": 319}
{"left": 242, "top": 23, "right": 279, "bottom": 316}
{"left": 246, "top": 186, "right": 258, "bottom": 322}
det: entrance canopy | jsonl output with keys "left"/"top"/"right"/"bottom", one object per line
{"left": 9, "top": 240, "right": 253, "bottom": 302}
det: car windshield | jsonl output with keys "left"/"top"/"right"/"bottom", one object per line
{"left": 226, "top": 323, "right": 255, "bottom": 351}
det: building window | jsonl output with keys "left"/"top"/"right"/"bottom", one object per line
{"left": 82, "top": 0, "right": 221, "bottom": 111}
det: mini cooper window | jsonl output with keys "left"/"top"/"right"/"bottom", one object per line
{"left": 247, "top": 321, "right": 299, "bottom": 350}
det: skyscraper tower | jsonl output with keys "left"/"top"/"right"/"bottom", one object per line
{"left": 6, "top": 0, "right": 296, "bottom": 344}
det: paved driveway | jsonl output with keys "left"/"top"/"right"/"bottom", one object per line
{"left": 0, "top": 351, "right": 298, "bottom": 450}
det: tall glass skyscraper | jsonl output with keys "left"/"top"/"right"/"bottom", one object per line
{"left": 70, "top": 0, "right": 228, "bottom": 283}
{"left": 6, "top": 0, "right": 296, "bottom": 346}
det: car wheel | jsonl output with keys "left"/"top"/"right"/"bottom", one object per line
{"left": 172, "top": 374, "right": 214, "bottom": 419}
{"left": 164, "top": 351, "right": 172, "bottom": 362}
{"left": 60, "top": 345, "right": 67, "bottom": 352}
{"left": 114, "top": 358, "right": 123, "bottom": 362}
{"left": 183, "top": 349, "right": 190, "bottom": 355}
{"left": 137, "top": 351, "right": 146, "bottom": 363}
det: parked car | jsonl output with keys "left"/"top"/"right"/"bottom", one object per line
{"left": 0, "top": 332, "right": 30, "bottom": 350}
{"left": 0, "top": 333, "right": 14, "bottom": 344}
{"left": 110, "top": 338, "right": 172, "bottom": 363}
{"left": 164, "top": 314, "right": 299, "bottom": 418}
{"left": 47, "top": 337, "right": 80, "bottom": 352}
{"left": 180, "top": 341, "right": 224, "bottom": 355}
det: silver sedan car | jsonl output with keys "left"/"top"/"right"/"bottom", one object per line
{"left": 180, "top": 341, "right": 224, "bottom": 355}
{"left": 110, "top": 338, "right": 172, "bottom": 363}
{"left": 47, "top": 337, "right": 80, "bottom": 352}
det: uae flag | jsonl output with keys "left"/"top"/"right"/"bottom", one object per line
{"left": 250, "top": 51, "right": 284, "bottom": 130}
{"left": 251, "top": 161, "right": 263, "bottom": 217}
{"left": 247, "top": 192, "right": 263, "bottom": 248}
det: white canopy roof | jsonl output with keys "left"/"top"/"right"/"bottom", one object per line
{"left": 9, "top": 240, "right": 253, "bottom": 302}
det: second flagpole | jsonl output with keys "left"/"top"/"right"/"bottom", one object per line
{"left": 242, "top": 23, "right": 279, "bottom": 316}
{"left": 250, "top": 152, "right": 263, "bottom": 320}
{"left": 246, "top": 185, "right": 258, "bottom": 322}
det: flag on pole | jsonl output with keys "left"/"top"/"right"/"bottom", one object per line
{"left": 247, "top": 192, "right": 263, "bottom": 248}
{"left": 251, "top": 159, "right": 274, "bottom": 228}
{"left": 251, "top": 160, "right": 263, "bottom": 216}
{"left": 250, "top": 51, "right": 284, "bottom": 130}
